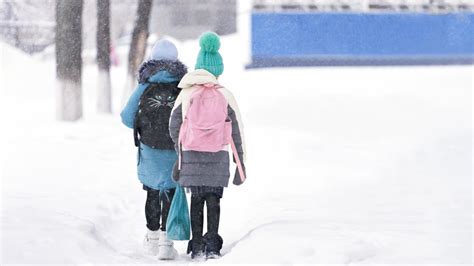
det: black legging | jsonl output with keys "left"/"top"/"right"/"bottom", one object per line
{"left": 190, "top": 192, "right": 221, "bottom": 240}
{"left": 145, "top": 188, "right": 175, "bottom": 231}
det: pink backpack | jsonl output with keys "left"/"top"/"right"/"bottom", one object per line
{"left": 178, "top": 83, "right": 245, "bottom": 182}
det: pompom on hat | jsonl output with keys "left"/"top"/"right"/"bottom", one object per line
{"left": 150, "top": 39, "right": 178, "bottom": 61}
{"left": 195, "top": 32, "right": 223, "bottom": 77}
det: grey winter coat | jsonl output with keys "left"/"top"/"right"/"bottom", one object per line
{"left": 169, "top": 69, "right": 246, "bottom": 187}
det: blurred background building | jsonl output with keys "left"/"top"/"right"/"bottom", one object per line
{"left": 253, "top": 0, "right": 473, "bottom": 12}
{"left": 0, "top": 0, "right": 472, "bottom": 66}
{"left": 0, "top": 0, "right": 55, "bottom": 53}
{"left": 249, "top": 0, "right": 474, "bottom": 67}
{"left": 0, "top": 0, "right": 237, "bottom": 54}
{"left": 150, "top": 0, "right": 236, "bottom": 40}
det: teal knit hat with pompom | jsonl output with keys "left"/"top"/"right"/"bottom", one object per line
{"left": 195, "top": 32, "right": 223, "bottom": 77}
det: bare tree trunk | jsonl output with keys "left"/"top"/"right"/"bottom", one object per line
{"left": 122, "top": 0, "right": 153, "bottom": 105}
{"left": 97, "top": 0, "right": 112, "bottom": 113}
{"left": 4, "top": 1, "right": 20, "bottom": 47}
{"left": 55, "top": 0, "right": 83, "bottom": 121}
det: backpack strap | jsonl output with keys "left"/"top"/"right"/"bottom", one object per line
{"left": 230, "top": 138, "right": 246, "bottom": 182}
{"left": 133, "top": 82, "right": 161, "bottom": 148}
{"left": 133, "top": 121, "right": 140, "bottom": 147}
{"left": 133, "top": 82, "right": 151, "bottom": 147}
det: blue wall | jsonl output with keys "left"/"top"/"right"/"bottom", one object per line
{"left": 249, "top": 12, "right": 474, "bottom": 67}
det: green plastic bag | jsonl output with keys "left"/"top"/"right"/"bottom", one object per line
{"left": 166, "top": 184, "right": 190, "bottom": 240}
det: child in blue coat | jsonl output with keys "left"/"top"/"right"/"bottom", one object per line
{"left": 120, "top": 40, "right": 187, "bottom": 260}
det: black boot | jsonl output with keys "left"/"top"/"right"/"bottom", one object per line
{"left": 204, "top": 232, "right": 223, "bottom": 259}
{"left": 187, "top": 239, "right": 205, "bottom": 260}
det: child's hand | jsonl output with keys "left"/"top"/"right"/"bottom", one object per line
{"left": 233, "top": 164, "right": 246, "bottom": 186}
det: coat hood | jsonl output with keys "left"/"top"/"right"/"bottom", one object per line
{"left": 138, "top": 59, "right": 187, "bottom": 84}
{"left": 177, "top": 69, "right": 218, "bottom": 89}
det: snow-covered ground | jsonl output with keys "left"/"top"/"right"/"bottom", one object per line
{"left": 1, "top": 15, "right": 473, "bottom": 265}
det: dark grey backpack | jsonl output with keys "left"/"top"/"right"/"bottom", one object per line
{"left": 133, "top": 81, "right": 180, "bottom": 150}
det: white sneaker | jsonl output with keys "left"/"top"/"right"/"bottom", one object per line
{"left": 143, "top": 229, "right": 160, "bottom": 256}
{"left": 157, "top": 230, "right": 178, "bottom": 260}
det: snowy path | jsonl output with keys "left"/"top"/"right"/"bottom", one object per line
{"left": 1, "top": 42, "right": 472, "bottom": 264}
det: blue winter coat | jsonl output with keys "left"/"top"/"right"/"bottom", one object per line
{"left": 121, "top": 60, "right": 187, "bottom": 191}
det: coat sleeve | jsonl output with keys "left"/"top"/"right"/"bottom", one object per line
{"left": 225, "top": 90, "right": 247, "bottom": 185}
{"left": 120, "top": 83, "right": 148, "bottom": 128}
{"left": 228, "top": 105, "right": 245, "bottom": 164}
{"left": 169, "top": 94, "right": 184, "bottom": 182}
{"left": 169, "top": 99, "right": 183, "bottom": 152}
{"left": 225, "top": 90, "right": 246, "bottom": 163}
